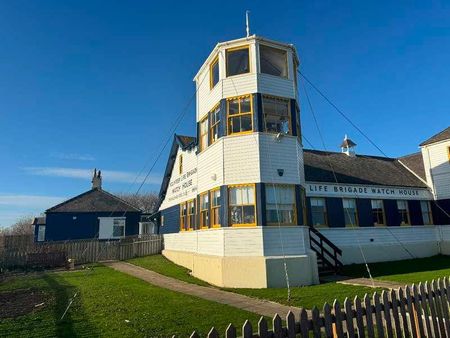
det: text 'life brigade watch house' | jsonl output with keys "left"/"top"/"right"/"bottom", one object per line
{"left": 155, "top": 34, "right": 450, "bottom": 288}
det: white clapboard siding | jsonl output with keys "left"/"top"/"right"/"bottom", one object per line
{"left": 262, "top": 227, "right": 308, "bottom": 256}
{"left": 259, "top": 134, "right": 302, "bottom": 184}
{"left": 421, "top": 139, "right": 450, "bottom": 199}
{"left": 164, "top": 231, "right": 198, "bottom": 253}
{"left": 223, "top": 228, "right": 264, "bottom": 257}
{"left": 197, "top": 140, "right": 224, "bottom": 193}
{"left": 197, "top": 230, "right": 225, "bottom": 256}
{"left": 257, "top": 73, "right": 296, "bottom": 99}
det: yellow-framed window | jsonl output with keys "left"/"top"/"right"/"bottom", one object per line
{"left": 343, "top": 198, "right": 358, "bottom": 227}
{"left": 209, "top": 104, "right": 220, "bottom": 145}
{"left": 420, "top": 200, "right": 433, "bottom": 225}
{"left": 180, "top": 202, "right": 187, "bottom": 231}
{"left": 262, "top": 95, "right": 291, "bottom": 135}
{"left": 187, "top": 199, "right": 196, "bottom": 230}
{"left": 199, "top": 116, "right": 209, "bottom": 152}
{"left": 210, "top": 56, "right": 219, "bottom": 89}
{"left": 265, "top": 184, "right": 296, "bottom": 225}
{"left": 226, "top": 45, "right": 250, "bottom": 77}
{"left": 448, "top": 146, "right": 450, "bottom": 162}
{"left": 228, "top": 184, "right": 256, "bottom": 227}
{"left": 397, "top": 200, "right": 410, "bottom": 226}
{"left": 371, "top": 199, "right": 385, "bottom": 226}
{"left": 259, "top": 44, "right": 288, "bottom": 78}
{"left": 199, "top": 192, "right": 209, "bottom": 229}
{"left": 179, "top": 154, "right": 183, "bottom": 175}
{"left": 227, "top": 95, "right": 253, "bottom": 135}
{"left": 310, "top": 197, "right": 327, "bottom": 227}
{"left": 210, "top": 188, "right": 221, "bottom": 228}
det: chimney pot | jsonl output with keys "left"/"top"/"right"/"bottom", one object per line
{"left": 92, "top": 168, "right": 102, "bottom": 189}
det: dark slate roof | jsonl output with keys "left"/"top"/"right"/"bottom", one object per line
{"left": 303, "top": 149, "right": 427, "bottom": 188}
{"left": 33, "top": 216, "right": 46, "bottom": 225}
{"left": 398, "top": 152, "right": 426, "bottom": 181}
{"left": 176, "top": 135, "right": 196, "bottom": 149}
{"left": 420, "top": 126, "right": 450, "bottom": 146}
{"left": 46, "top": 188, "right": 141, "bottom": 213}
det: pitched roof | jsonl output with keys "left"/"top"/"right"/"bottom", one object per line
{"left": 176, "top": 135, "right": 196, "bottom": 149}
{"left": 398, "top": 152, "right": 426, "bottom": 182}
{"left": 46, "top": 188, "right": 141, "bottom": 213}
{"left": 420, "top": 126, "right": 450, "bottom": 146}
{"left": 303, "top": 149, "right": 427, "bottom": 188}
{"left": 33, "top": 216, "right": 46, "bottom": 225}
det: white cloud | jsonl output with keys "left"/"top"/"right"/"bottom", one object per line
{"left": 52, "top": 152, "right": 95, "bottom": 161}
{"left": 22, "top": 167, "right": 161, "bottom": 185}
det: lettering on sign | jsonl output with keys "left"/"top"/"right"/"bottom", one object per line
{"left": 168, "top": 168, "right": 198, "bottom": 202}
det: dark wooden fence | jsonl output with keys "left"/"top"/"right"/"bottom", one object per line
{"left": 187, "top": 278, "right": 450, "bottom": 338}
{"left": 0, "top": 234, "right": 163, "bottom": 269}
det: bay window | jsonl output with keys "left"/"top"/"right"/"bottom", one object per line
{"left": 227, "top": 95, "right": 253, "bottom": 134}
{"left": 229, "top": 184, "right": 256, "bottom": 226}
{"left": 262, "top": 96, "right": 291, "bottom": 134}
{"left": 265, "top": 184, "right": 296, "bottom": 225}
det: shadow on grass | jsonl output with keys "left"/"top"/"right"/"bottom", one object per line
{"left": 42, "top": 274, "right": 99, "bottom": 338}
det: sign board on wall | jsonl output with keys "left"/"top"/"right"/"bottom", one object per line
{"left": 305, "top": 182, "right": 433, "bottom": 200}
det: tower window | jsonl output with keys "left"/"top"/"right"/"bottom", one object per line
{"left": 265, "top": 184, "right": 296, "bottom": 225}
{"left": 262, "top": 96, "right": 291, "bottom": 134}
{"left": 229, "top": 184, "right": 256, "bottom": 226}
{"left": 210, "top": 104, "right": 220, "bottom": 144}
{"left": 226, "top": 46, "right": 250, "bottom": 77}
{"left": 210, "top": 57, "right": 219, "bottom": 89}
{"left": 199, "top": 117, "right": 208, "bottom": 152}
{"left": 260, "top": 45, "right": 288, "bottom": 78}
{"left": 227, "top": 95, "right": 253, "bottom": 134}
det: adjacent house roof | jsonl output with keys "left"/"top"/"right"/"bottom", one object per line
{"left": 398, "top": 152, "right": 426, "bottom": 182}
{"left": 419, "top": 126, "right": 450, "bottom": 146}
{"left": 46, "top": 188, "right": 141, "bottom": 213}
{"left": 303, "top": 149, "right": 427, "bottom": 188}
{"left": 33, "top": 216, "right": 46, "bottom": 225}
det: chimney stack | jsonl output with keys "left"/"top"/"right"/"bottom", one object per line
{"left": 340, "top": 134, "right": 357, "bottom": 157}
{"left": 92, "top": 168, "right": 102, "bottom": 189}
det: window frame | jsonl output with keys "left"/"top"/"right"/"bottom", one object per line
{"left": 397, "top": 200, "right": 411, "bottom": 226}
{"left": 199, "top": 192, "right": 209, "bottom": 229}
{"left": 199, "top": 116, "right": 209, "bottom": 152}
{"left": 187, "top": 199, "right": 196, "bottom": 231}
{"left": 226, "top": 45, "right": 250, "bottom": 77}
{"left": 226, "top": 94, "right": 253, "bottom": 135}
{"left": 228, "top": 183, "right": 257, "bottom": 227}
{"left": 210, "top": 188, "right": 221, "bottom": 228}
{"left": 179, "top": 154, "right": 183, "bottom": 175}
{"left": 342, "top": 198, "right": 359, "bottom": 227}
{"left": 310, "top": 197, "right": 328, "bottom": 227}
{"left": 210, "top": 56, "right": 219, "bottom": 89}
{"left": 420, "top": 200, "right": 433, "bottom": 225}
{"left": 259, "top": 44, "right": 288, "bottom": 78}
{"left": 371, "top": 199, "right": 386, "bottom": 226}
{"left": 180, "top": 202, "right": 187, "bottom": 231}
{"left": 262, "top": 95, "right": 292, "bottom": 135}
{"left": 265, "top": 184, "right": 297, "bottom": 226}
{"left": 37, "top": 225, "right": 46, "bottom": 242}
{"left": 447, "top": 146, "right": 450, "bottom": 162}
{"left": 112, "top": 218, "right": 126, "bottom": 238}
{"left": 209, "top": 103, "right": 221, "bottom": 145}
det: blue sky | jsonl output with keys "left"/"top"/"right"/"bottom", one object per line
{"left": 1, "top": 1, "right": 449, "bottom": 227}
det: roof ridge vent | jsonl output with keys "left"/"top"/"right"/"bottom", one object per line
{"left": 340, "top": 134, "right": 357, "bottom": 157}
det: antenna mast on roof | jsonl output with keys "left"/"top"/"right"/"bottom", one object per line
{"left": 246, "top": 10, "right": 250, "bottom": 37}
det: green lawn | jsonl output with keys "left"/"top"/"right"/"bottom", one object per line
{"left": 342, "top": 255, "right": 450, "bottom": 284}
{"left": 0, "top": 266, "right": 265, "bottom": 337}
{"left": 128, "top": 255, "right": 382, "bottom": 309}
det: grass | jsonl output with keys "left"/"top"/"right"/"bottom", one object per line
{"left": 0, "top": 265, "right": 265, "bottom": 337}
{"left": 128, "top": 255, "right": 382, "bottom": 309}
{"left": 342, "top": 255, "right": 450, "bottom": 284}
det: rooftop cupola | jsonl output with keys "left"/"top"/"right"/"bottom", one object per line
{"left": 91, "top": 168, "right": 102, "bottom": 189}
{"left": 341, "top": 135, "right": 357, "bottom": 157}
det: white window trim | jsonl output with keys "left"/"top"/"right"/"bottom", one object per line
{"left": 37, "top": 225, "right": 46, "bottom": 242}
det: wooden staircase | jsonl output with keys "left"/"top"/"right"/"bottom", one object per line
{"left": 308, "top": 226, "right": 343, "bottom": 276}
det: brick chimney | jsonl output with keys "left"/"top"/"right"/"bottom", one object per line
{"left": 92, "top": 168, "right": 102, "bottom": 189}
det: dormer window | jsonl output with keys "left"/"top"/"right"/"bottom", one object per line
{"left": 260, "top": 45, "right": 288, "bottom": 78}
{"left": 210, "top": 57, "right": 219, "bottom": 89}
{"left": 226, "top": 46, "right": 250, "bottom": 77}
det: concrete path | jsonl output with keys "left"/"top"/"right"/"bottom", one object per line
{"left": 337, "top": 277, "right": 405, "bottom": 290}
{"left": 103, "top": 261, "right": 302, "bottom": 320}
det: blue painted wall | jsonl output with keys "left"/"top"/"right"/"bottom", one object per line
{"left": 432, "top": 199, "right": 450, "bottom": 225}
{"left": 356, "top": 199, "right": 373, "bottom": 227}
{"left": 384, "top": 200, "right": 400, "bottom": 226}
{"left": 42, "top": 211, "right": 141, "bottom": 241}
{"left": 325, "top": 197, "right": 345, "bottom": 227}
{"left": 159, "top": 204, "right": 180, "bottom": 234}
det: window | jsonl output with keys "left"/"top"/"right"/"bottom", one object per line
{"left": 397, "top": 200, "right": 410, "bottom": 225}
{"left": 262, "top": 96, "right": 291, "bottom": 134}
{"left": 266, "top": 185, "right": 296, "bottom": 225}
{"left": 113, "top": 218, "right": 125, "bottom": 237}
{"left": 210, "top": 104, "right": 220, "bottom": 144}
{"left": 187, "top": 199, "right": 196, "bottom": 230}
{"left": 343, "top": 198, "right": 358, "bottom": 227}
{"left": 179, "top": 154, "right": 183, "bottom": 175}
{"left": 210, "top": 57, "right": 219, "bottom": 89}
{"left": 37, "top": 225, "right": 46, "bottom": 242}
{"left": 421, "top": 201, "right": 433, "bottom": 225}
{"left": 199, "top": 117, "right": 208, "bottom": 152}
{"left": 211, "top": 188, "right": 221, "bottom": 227}
{"left": 310, "top": 198, "right": 327, "bottom": 227}
{"left": 259, "top": 45, "right": 288, "bottom": 78}
{"left": 226, "top": 46, "right": 250, "bottom": 76}
{"left": 180, "top": 202, "right": 187, "bottom": 231}
{"left": 371, "top": 200, "right": 385, "bottom": 226}
{"left": 448, "top": 146, "right": 450, "bottom": 162}
{"left": 161, "top": 215, "right": 164, "bottom": 227}
{"left": 229, "top": 184, "right": 256, "bottom": 226}
{"left": 227, "top": 95, "right": 253, "bottom": 134}
{"left": 200, "top": 192, "right": 209, "bottom": 229}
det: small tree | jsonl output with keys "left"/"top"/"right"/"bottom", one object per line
{"left": 3, "top": 216, "right": 35, "bottom": 236}
{"left": 117, "top": 192, "right": 159, "bottom": 213}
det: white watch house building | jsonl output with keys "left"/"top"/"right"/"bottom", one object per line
{"left": 155, "top": 34, "right": 450, "bottom": 288}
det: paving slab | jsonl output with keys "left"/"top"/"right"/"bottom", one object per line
{"left": 103, "top": 261, "right": 303, "bottom": 320}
